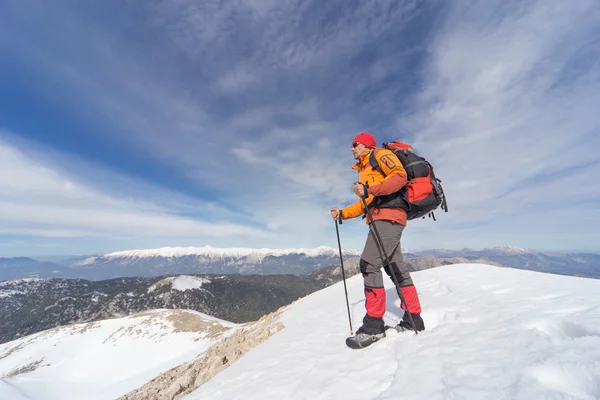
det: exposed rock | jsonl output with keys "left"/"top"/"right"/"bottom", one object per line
{"left": 118, "top": 307, "right": 287, "bottom": 400}
{"left": 6, "top": 359, "right": 45, "bottom": 377}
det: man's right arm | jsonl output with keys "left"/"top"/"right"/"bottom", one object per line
{"left": 340, "top": 199, "right": 365, "bottom": 220}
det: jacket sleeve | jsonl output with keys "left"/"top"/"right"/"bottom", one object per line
{"left": 341, "top": 192, "right": 379, "bottom": 219}
{"left": 368, "top": 149, "right": 407, "bottom": 196}
{"left": 340, "top": 199, "right": 364, "bottom": 220}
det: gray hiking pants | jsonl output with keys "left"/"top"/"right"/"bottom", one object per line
{"left": 360, "top": 220, "right": 413, "bottom": 289}
{"left": 358, "top": 220, "right": 414, "bottom": 334}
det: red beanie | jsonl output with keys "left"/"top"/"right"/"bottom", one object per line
{"left": 352, "top": 132, "right": 376, "bottom": 148}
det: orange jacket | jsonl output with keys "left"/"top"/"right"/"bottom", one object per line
{"left": 341, "top": 149, "right": 408, "bottom": 225}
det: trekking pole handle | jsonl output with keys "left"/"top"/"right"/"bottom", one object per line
{"left": 333, "top": 208, "right": 342, "bottom": 225}
{"left": 361, "top": 183, "right": 369, "bottom": 199}
{"left": 354, "top": 181, "right": 369, "bottom": 199}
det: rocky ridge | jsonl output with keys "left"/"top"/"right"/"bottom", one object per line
{"left": 119, "top": 307, "right": 287, "bottom": 400}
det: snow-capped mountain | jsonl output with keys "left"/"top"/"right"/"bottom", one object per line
{"left": 417, "top": 247, "right": 600, "bottom": 279}
{"left": 104, "top": 245, "right": 353, "bottom": 260}
{"left": 305, "top": 255, "right": 503, "bottom": 287}
{"left": 3, "top": 246, "right": 599, "bottom": 281}
{"left": 0, "top": 246, "right": 362, "bottom": 281}
{"left": 485, "top": 245, "right": 538, "bottom": 254}
{"left": 4, "top": 263, "right": 600, "bottom": 399}
{"left": 0, "top": 274, "right": 322, "bottom": 344}
{"left": 0, "top": 309, "right": 237, "bottom": 400}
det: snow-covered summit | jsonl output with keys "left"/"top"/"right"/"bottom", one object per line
{"left": 486, "top": 245, "right": 538, "bottom": 254}
{"left": 189, "top": 263, "right": 600, "bottom": 399}
{"left": 105, "top": 245, "right": 361, "bottom": 259}
{"left": 66, "top": 245, "right": 364, "bottom": 278}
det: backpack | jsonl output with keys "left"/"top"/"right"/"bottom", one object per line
{"left": 368, "top": 141, "right": 448, "bottom": 220}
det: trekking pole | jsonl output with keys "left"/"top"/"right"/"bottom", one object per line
{"left": 359, "top": 195, "right": 419, "bottom": 335}
{"left": 335, "top": 219, "right": 354, "bottom": 335}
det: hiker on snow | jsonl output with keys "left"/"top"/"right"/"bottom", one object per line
{"left": 331, "top": 132, "right": 425, "bottom": 348}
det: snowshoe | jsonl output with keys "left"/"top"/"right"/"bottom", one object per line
{"left": 345, "top": 331, "right": 385, "bottom": 349}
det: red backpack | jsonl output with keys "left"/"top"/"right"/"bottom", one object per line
{"left": 369, "top": 141, "right": 448, "bottom": 220}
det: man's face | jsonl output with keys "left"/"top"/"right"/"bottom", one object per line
{"left": 352, "top": 142, "right": 369, "bottom": 160}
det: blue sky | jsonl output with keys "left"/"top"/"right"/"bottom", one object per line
{"left": 1, "top": 0, "right": 600, "bottom": 257}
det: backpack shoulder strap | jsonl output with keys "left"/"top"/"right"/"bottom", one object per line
{"left": 368, "top": 148, "right": 386, "bottom": 176}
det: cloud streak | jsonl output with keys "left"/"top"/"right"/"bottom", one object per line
{"left": 399, "top": 0, "right": 600, "bottom": 251}
{"left": 0, "top": 139, "right": 270, "bottom": 242}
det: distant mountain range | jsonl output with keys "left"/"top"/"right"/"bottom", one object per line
{"left": 0, "top": 246, "right": 361, "bottom": 281}
{"left": 2, "top": 244, "right": 599, "bottom": 350}
{"left": 1, "top": 245, "right": 599, "bottom": 282}
{"left": 306, "top": 255, "right": 503, "bottom": 287}
{"left": 0, "top": 249, "right": 500, "bottom": 345}
{"left": 413, "top": 246, "right": 600, "bottom": 279}
{"left": 0, "top": 257, "right": 66, "bottom": 281}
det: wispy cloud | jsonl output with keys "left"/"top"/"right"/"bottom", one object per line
{"left": 1, "top": 0, "right": 421, "bottom": 250}
{"left": 1, "top": 0, "right": 599, "bottom": 254}
{"left": 0, "top": 138, "right": 270, "bottom": 241}
{"left": 400, "top": 0, "right": 600, "bottom": 251}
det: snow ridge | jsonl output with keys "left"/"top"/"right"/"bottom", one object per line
{"left": 488, "top": 245, "right": 537, "bottom": 254}
{"left": 105, "top": 245, "right": 361, "bottom": 260}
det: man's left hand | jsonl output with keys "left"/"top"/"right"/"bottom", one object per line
{"left": 353, "top": 182, "right": 366, "bottom": 197}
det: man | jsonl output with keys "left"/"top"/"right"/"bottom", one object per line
{"left": 331, "top": 132, "right": 424, "bottom": 348}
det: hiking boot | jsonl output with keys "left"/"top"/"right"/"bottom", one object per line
{"left": 345, "top": 330, "right": 386, "bottom": 349}
{"left": 397, "top": 313, "right": 425, "bottom": 332}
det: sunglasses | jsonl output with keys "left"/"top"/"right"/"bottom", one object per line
{"left": 352, "top": 142, "right": 361, "bottom": 148}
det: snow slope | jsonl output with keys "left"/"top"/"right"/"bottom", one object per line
{"left": 0, "top": 309, "right": 237, "bottom": 400}
{"left": 147, "top": 275, "right": 211, "bottom": 293}
{"left": 187, "top": 264, "right": 600, "bottom": 400}
{"left": 171, "top": 276, "right": 211, "bottom": 291}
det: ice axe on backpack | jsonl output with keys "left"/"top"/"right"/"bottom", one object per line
{"left": 358, "top": 187, "right": 419, "bottom": 335}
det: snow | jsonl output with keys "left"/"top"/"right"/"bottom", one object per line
{"left": 3, "top": 264, "right": 600, "bottom": 400}
{"left": 0, "top": 289, "right": 23, "bottom": 298}
{"left": 187, "top": 264, "right": 600, "bottom": 400}
{"left": 72, "top": 256, "right": 98, "bottom": 266}
{"left": 147, "top": 276, "right": 212, "bottom": 293}
{"left": 0, "top": 309, "right": 238, "bottom": 400}
{"left": 488, "top": 245, "right": 537, "bottom": 254}
{"left": 0, "top": 278, "right": 45, "bottom": 286}
{"left": 172, "top": 275, "right": 211, "bottom": 291}
{"left": 104, "top": 245, "right": 361, "bottom": 259}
